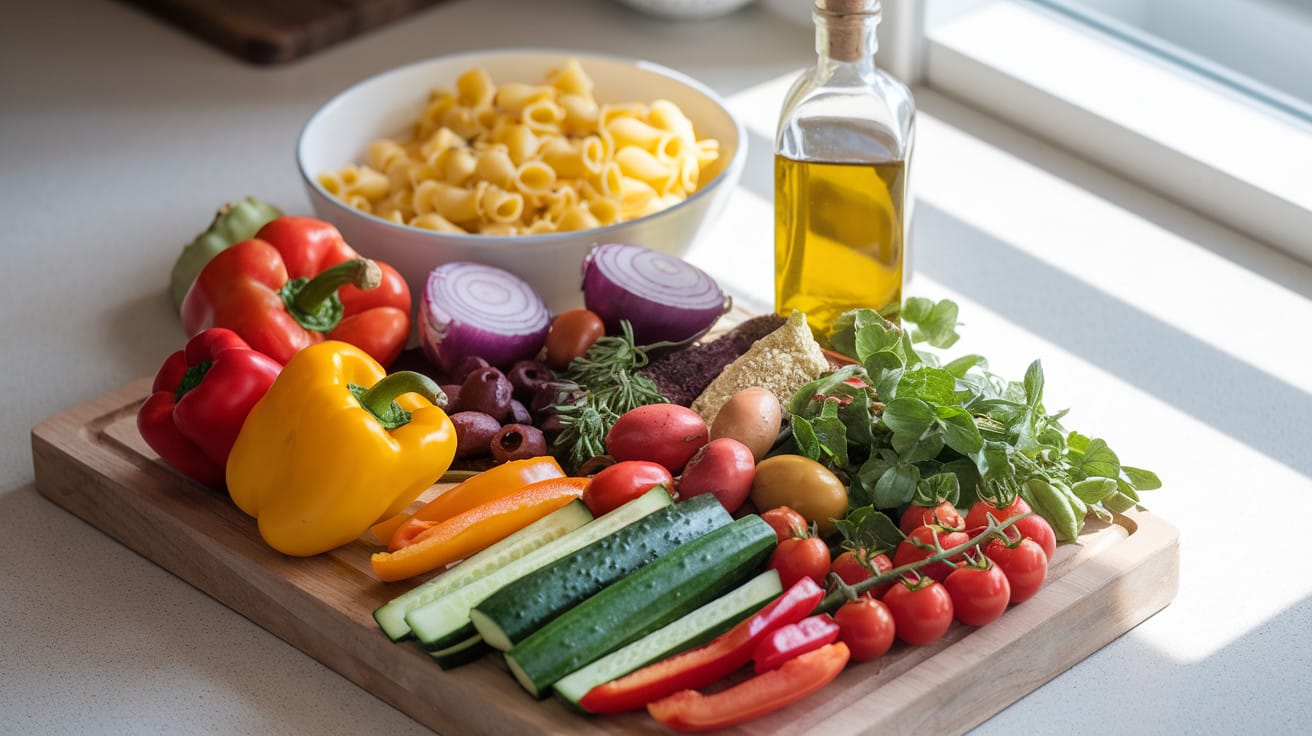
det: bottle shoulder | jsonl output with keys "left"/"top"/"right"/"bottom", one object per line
{"left": 776, "top": 65, "right": 915, "bottom": 163}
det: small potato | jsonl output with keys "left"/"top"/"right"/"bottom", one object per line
{"left": 710, "top": 387, "right": 782, "bottom": 462}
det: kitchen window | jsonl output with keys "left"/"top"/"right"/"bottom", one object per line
{"left": 880, "top": 0, "right": 1312, "bottom": 264}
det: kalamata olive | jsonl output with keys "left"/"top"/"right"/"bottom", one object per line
{"left": 508, "top": 399, "right": 533, "bottom": 425}
{"left": 451, "top": 355, "right": 491, "bottom": 384}
{"left": 440, "top": 384, "right": 462, "bottom": 411}
{"left": 450, "top": 411, "right": 501, "bottom": 459}
{"left": 538, "top": 414, "right": 568, "bottom": 440}
{"left": 507, "top": 360, "right": 554, "bottom": 403}
{"left": 490, "top": 424, "right": 548, "bottom": 463}
{"left": 454, "top": 366, "right": 513, "bottom": 421}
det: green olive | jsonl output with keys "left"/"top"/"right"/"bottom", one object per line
{"left": 750, "top": 455, "right": 848, "bottom": 537}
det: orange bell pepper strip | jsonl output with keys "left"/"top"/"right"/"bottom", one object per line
{"left": 369, "top": 476, "right": 587, "bottom": 582}
{"left": 646, "top": 642, "right": 850, "bottom": 732}
{"left": 369, "top": 457, "right": 564, "bottom": 546}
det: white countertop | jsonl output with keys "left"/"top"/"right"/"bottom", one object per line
{"left": 4, "top": 0, "right": 1310, "bottom": 733}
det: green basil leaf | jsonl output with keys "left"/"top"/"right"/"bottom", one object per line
{"left": 937, "top": 405, "right": 983, "bottom": 455}
{"left": 1023, "top": 360, "right": 1045, "bottom": 410}
{"left": 944, "top": 354, "right": 987, "bottom": 377}
{"left": 791, "top": 415, "right": 822, "bottom": 461}
{"left": 833, "top": 505, "right": 904, "bottom": 553}
{"left": 897, "top": 366, "right": 957, "bottom": 405}
{"left": 892, "top": 425, "right": 946, "bottom": 464}
{"left": 904, "top": 298, "right": 961, "bottom": 349}
{"left": 1075, "top": 437, "right": 1121, "bottom": 478}
{"left": 881, "top": 397, "right": 935, "bottom": 436}
{"left": 913, "top": 472, "right": 960, "bottom": 507}
{"left": 873, "top": 462, "right": 921, "bottom": 508}
{"left": 1102, "top": 491, "right": 1139, "bottom": 514}
{"left": 1121, "top": 465, "right": 1162, "bottom": 490}
{"left": 1071, "top": 477, "right": 1118, "bottom": 504}
{"left": 812, "top": 403, "right": 850, "bottom": 468}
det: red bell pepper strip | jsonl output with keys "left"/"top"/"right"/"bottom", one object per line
{"left": 136, "top": 328, "right": 281, "bottom": 487}
{"left": 578, "top": 576, "right": 825, "bottom": 714}
{"left": 751, "top": 613, "right": 841, "bottom": 674}
{"left": 647, "top": 642, "right": 850, "bottom": 732}
{"left": 180, "top": 217, "right": 411, "bottom": 368}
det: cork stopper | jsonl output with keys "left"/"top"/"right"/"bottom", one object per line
{"left": 814, "top": 0, "right": 880, "bottom": 62}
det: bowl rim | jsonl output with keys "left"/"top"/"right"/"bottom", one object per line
{"left": 295, "top": 47, "right": 748, "bottom": 250}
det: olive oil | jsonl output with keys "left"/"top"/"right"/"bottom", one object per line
{"left": 774, "top": 0, "right": 915, "bottom": 339}
{"left": 774, "top": 155, "right": 906, "bottom": 336}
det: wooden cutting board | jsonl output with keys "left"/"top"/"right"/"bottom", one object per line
{"left": 122, "top": 0, "right": 450, "bottom": 65}
{"left": 30, "top": 380, "right": 1179, "bottom": 735}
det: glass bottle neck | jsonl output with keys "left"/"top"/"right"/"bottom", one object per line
{"left": 814, "top": 10, "right": 880, "bottom": 75}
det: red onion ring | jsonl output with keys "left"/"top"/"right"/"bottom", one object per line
{"left": 582, "top": 243, "right": 727, "bottom": 345}
{"left": 420, "top": 262, "right": 550, "bottom": 375}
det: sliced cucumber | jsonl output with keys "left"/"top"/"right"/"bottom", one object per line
{"left": 471, "top": 494, "right": 732, "bottom": 651}
{"left": 405, "top": 487, "right": 674, "bottom": 650}
{"left": 553, "top": 569, "right": 782, "bottom": 709}
{"left": 373, "top": 500, "right": 593, "bottom": 641}
{"left": 429, "top": 633, "right": 491, "bottom": 670}
{"left": 504, "top": 514, "right": 777, "bottom": 698}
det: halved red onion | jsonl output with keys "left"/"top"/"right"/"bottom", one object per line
{"left": 582, "top": 243, "right": 728, "bottom": 345}
{"left": 420, "top": 262, "right": 550, "bottom": 375}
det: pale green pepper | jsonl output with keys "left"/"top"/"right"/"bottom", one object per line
{"left": 169, "top": 197, "right": 282, "bottom": 310}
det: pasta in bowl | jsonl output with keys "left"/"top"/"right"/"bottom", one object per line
{"left": 297, "top": 50, "right": 746, "bottom": 313}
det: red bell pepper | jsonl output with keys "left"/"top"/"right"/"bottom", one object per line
{"left": 136, "top": 328, "right": 281, "bottom": 487}
{"left": 578, "top": 576, "right": 825, "bottom": 714}
{"left": 751, "top": 613, "right": 840, "bottom": 674}
{"left": 180, "top": 217, "right": 411, "bottom": 367}
{"left": 647, "top": 642, "right": 850, "bottom": 732}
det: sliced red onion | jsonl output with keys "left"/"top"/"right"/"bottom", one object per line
{"left": 420, "top": 262, "right": 550, "bottom": 375}
{"left": 582, "top": 243, "right": 728, "bottom": 345}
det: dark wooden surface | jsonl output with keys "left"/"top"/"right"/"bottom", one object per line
{"left": 121, "top": 0, "right": 450, "bottom": 64}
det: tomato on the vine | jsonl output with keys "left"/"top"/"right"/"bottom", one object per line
{"left": 830, "top": 549, "right": 894, "bottom": 599}
{"left": 965, "top": 497, "right": 1032, "bottom": 530}
{"left": 767, "top": 535, "right": 831, "bottom": 589}
{"left": 882, "top": 576, "right": 954, "bottom": 646}
{"left": 1012, "top": 513, "right": 1057, "bottom": 561}
{"left": 891, "top": 525, "right": 971, "bottom": 581}
{"left": 944, "top": 556, "right": 1011, "bottom": 626}
{"left": 760, "top": 506, "right": 809, "bottom": 543}
{"left": 834, "top": 598, "right": 896, "bottom": 661}
{"left": 984, "top": 535, "right": 1048, "bottom": 604}
{"left": 898, "top": 501, "right": 964, "bottom": 536}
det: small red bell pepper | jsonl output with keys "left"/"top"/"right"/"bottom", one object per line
{"left": 647, "top": 642, "right": 850, "bottom": 732}
{"left": 136, "top": 328, "right": 281, "bottom": 487}
{"left": 751, "top": 613, "right": 841, "bottom": 674}
{"left": 578, "top": 576, "right": 825, "bottom": 714}
{"left": 180, "top": 216, "right": 411, "bottom": 367}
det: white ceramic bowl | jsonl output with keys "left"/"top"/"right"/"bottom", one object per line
{"left": 297, "top": 49, "right": 746, "bottom": 314}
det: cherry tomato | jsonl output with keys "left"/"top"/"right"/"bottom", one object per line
{"left": 891, "top": 525, "right": 971, "bottom": 582}
{"left": 899, "top": 501, "right": 965, "bottom": 536}
{"left": 834, "top": 598, "right": 896, "bottom": 661}
{"left": 767, "top": 536, "right": 831, "bottom": 589}
{"left": 984, "top": 536, "right": 1048, "bottom": 604}
{"left": 760, "top": 506, "right": 809, "bottom": 543}
{"left": 544, "top": 309, "right": 605, "bottom": 371}
{"left": 882, "top": 577, "right": 954, "bottom": 646}
{"left": 676, "top": 437, "right": 756, "bottom": 513}
{"left": 750, "top": 455, "right": 848, "bottom": 537}
{"left": 944, "top": 558, "right": 1011, "bottom": 626}
{"left": 582, "top": 460, "right": 674, "bottom": 516}
{"left": 830, "top": 549, "right": 894, "bottom": 599}
{"left": 1012, "top": 513, "right": 1057, "bottom": 561}
{"left": 964, "top": 497, "right": 1032, "bottom": 530}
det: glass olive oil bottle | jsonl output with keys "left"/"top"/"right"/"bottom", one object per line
{"left": 775, "top": 0, "right": 915, "bottom": 337}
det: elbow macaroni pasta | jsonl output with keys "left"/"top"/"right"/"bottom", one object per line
{"left": 319, "top": 59, "right": 721, "bottom": 235}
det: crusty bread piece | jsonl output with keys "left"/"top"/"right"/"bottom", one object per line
{"left": 690, "top": 311, "right": 828, "bottom": 425}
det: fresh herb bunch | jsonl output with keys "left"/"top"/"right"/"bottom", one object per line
{"left": 787, "top": 297, "right": 1160, "bottom": 544}
{"left": 552, "top": 321, "right": 667, "bottom": 472}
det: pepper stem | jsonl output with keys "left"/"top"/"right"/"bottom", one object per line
{"left": 294, "top": 258, "right": 381, "bottom": 314}
{"left": 352, "top": 371, "right": 447, "bottom": 431}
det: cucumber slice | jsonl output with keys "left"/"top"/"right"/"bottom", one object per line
{"left": 405, "top": 487, "right": 674, "bottom": 650}
{"left": 429, "top": 633, "right": 490, "bottom": 670}
{"left": 471, "top": 494, "right": 732, "bottom": 651}
{"left": 505, "top": 515, "right": 777, "bottom": 698}
{"left": 553, "top": 569, "right": 782, "bottom": 709}
{"left": 373, "top": 500, "right": 593, "bottom": 641}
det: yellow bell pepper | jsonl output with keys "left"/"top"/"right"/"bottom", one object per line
{"left": 226, "top": 340, "right": 456, "bottom": 556}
